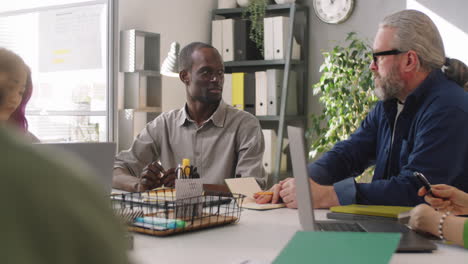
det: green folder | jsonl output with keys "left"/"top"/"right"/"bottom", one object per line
{"left": 273, "top": 231, "right": 401, "bottom": 264}
{"left": 330, "top": 204, "right": 413, "bottom": 218}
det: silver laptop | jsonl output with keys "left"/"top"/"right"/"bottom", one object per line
{"left": 287, "top": 125, "right": 436, "bottom": 253}
{"left": 34, "top": 142, "right": 115, "bottom": 194}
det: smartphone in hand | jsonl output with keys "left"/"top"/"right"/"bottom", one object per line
{"left": 413, "top": 172, "right": 438, "bottom": 197}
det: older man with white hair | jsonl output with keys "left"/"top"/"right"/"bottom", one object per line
{"left": 256, "top": 9, "right": 468, "bottom": 208}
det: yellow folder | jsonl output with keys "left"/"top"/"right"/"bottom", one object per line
{"left": 330, "top": 204, "right": 413, "bottom": 218}
{"left": 232, "top": 72, "right": 245, "bottom": 110}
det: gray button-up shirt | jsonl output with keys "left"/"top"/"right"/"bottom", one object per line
{"left": 115, "top": 100, "right": 266, "bottom": 188}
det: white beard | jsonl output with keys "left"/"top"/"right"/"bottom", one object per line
{"left": 374, "top": 64, "right": 405, "bottom": 101}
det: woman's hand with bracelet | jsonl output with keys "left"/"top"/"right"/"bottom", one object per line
{"left": 409, "top": 204, "right": 442, "bottom": 236}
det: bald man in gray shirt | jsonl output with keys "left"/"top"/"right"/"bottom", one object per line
{"left": 113, "top": 42, "right": 266, "bottom": 192}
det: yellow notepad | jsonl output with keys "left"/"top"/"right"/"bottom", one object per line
{"left": 330, "top": 204, "right": 413, "bottom": 218}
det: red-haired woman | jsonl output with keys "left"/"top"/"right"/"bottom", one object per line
{"left": 0, "top": 47, "right": 39, "bottom": 142}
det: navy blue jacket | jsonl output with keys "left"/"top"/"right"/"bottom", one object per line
{"left": 307, "top": 70, "right": 468, "bottom": 206}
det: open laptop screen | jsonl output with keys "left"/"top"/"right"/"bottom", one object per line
{"left": 33, "top": 142, "right": 116, "bottom": 194}
{"left": 287, "top": 125, "right": 317, "bottom": 231}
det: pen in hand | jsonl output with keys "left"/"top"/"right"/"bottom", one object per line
{"left": 139, "top": 162, "right": 172, "bottom": 189}
{"left": 413, "top": 171, "right": 440, "bottom": 198}
{"left": 254, "top": 191, "right": 274, "bottom": 196}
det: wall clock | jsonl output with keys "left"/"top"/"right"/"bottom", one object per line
{"left": 313, "top": 0, "right": 355, "bottom": 24}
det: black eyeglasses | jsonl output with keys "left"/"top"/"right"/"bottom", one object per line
{"left": 199, "top": 69, "right": 224, "bottom": 81}
{"left": 372, "top": 49, "right": 406, "bottom": 64}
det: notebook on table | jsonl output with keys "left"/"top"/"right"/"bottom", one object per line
{"left": 225, "top": 177, "right": 285, "bottom": 210}
{"left": 34, "top": 142, "right": 116, "bottom": 194}
{"left": 287, "top": 125, "right": 436, "bottom": 253}
{"left": 328, "top": 204, "right": 413, "bottom": 223}
{"left": 330, "top": 204, "right": 413, "bottom": 218}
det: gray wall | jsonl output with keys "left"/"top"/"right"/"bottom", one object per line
{"left": 118, "top": 0, "right": 217, "bottom": 111}
{"left": 303, "top": 0, "right": 405, "bottom": 116}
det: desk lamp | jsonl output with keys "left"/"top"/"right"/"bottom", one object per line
{"left": 160, "top": 42, "right": 180, "bottom": 77}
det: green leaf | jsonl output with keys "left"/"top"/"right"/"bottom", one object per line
{"left": 309, "top": 32, "right": 377, "bottom": 164}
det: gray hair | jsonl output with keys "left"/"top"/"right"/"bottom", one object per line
{"left": 381, "top": 10, "right": 468, "bottom": 88}
{"left": 380, "top": 10, "right": 445, "bottom": 71}
{"left": 178, "top": 42, "right": 219, "bottom": 72}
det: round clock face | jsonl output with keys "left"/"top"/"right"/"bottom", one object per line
{"left": 313, "top": 0, "right": 354, "bottom": 24}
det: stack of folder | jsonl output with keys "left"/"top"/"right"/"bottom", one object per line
{"left": 226, "top": 70, "right": 297, "bottom": 116}
{"left": 232, "top": 72, "right": 256, "bottom": 114}
{"left": 264, "top": 16, "right": 301, "bottom": 60}
{"left": 328, "top": 204, "right": 413, "bottom": 223}
{"left": 212, "top": 18, "right": 262, "bottom": 62}
{"left": 255, "top": 69, "right": 298, "bottom": 116}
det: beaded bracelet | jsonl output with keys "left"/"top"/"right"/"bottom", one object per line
{"left": 438, "top": 211, "right": 451, "bottom": 241}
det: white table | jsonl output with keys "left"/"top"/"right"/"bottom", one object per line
{"left": 129, "top": 208, "right": 468, "bottom": 264}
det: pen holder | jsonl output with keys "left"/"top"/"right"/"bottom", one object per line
{"left": 175, "top": 165, "right": 199, "bottom": 179}
{"left": 174, "top": 178, "right": 204, "bottom": 219}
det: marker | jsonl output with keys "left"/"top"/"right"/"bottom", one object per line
{"left": 182, "top": 158, "right": 191, "bottom": 178}
{"left": 134, "top": 217, "right": 186, "bottom": 229}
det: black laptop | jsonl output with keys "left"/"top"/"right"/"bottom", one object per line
{"left": 287, "top": 125, "right": 436, "bottom": 253}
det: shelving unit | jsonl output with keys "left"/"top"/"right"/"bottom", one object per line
{"left": 212, "top": 3, "right": 309, "bottom": 185}
{"left": 119, "top": 29, "right": 162, "bottom": 151}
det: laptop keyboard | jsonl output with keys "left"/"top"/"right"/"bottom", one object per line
{"left": 317, "top": 222, "right": 366, "bottom": 232}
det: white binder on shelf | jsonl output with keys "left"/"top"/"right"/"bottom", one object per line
{"left": 255, "top": 71, "right": 267, "bottom": 116}
{"left": 262, "top": 129, "right": 276, "bottom": 175}
{"left": 211, "top": 20, "right": 223, "bottom": 55}
{"left": 222, "top": 19, "right": 234, "bottom": 62}
{"left": 135, "top": 35, "right": 145, "bottom": 71}
{"left": 262, "top": 129, "right": 287, "bottom": 175}
{"left": 223, "top": 73, "right": 233, "bottom": 106}
{"left": 263, "top": 17, "right": 274, "bottom": 60}
{"left": 266, "top": 69, "right": 298, "bottom": 116}
{"left": 273, "top": 16, "right": 301, "bottom": 60}
{"left": 124, "top": 73, "right": 147, "bottom": 108}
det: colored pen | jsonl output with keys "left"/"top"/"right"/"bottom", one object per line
{"left": 255, "top": 191, "right": 274, "bottom": 195}
{"left": 134, "top": 217, "right": 186, "bottom": 229}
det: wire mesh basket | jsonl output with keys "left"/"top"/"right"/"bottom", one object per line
{"left": 110, "top": 189, "right": 245, "bottom": 236}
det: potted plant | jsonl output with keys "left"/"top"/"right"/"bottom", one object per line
{"left": 241, "top": 0, "right": 268, "bottom": 56}
{"left": 309, "top": 32, "right": 377, "bottom": 182}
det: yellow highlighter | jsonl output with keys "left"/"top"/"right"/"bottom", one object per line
{"left": 182, "top": 158, "right": 191, "bottom": 178}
